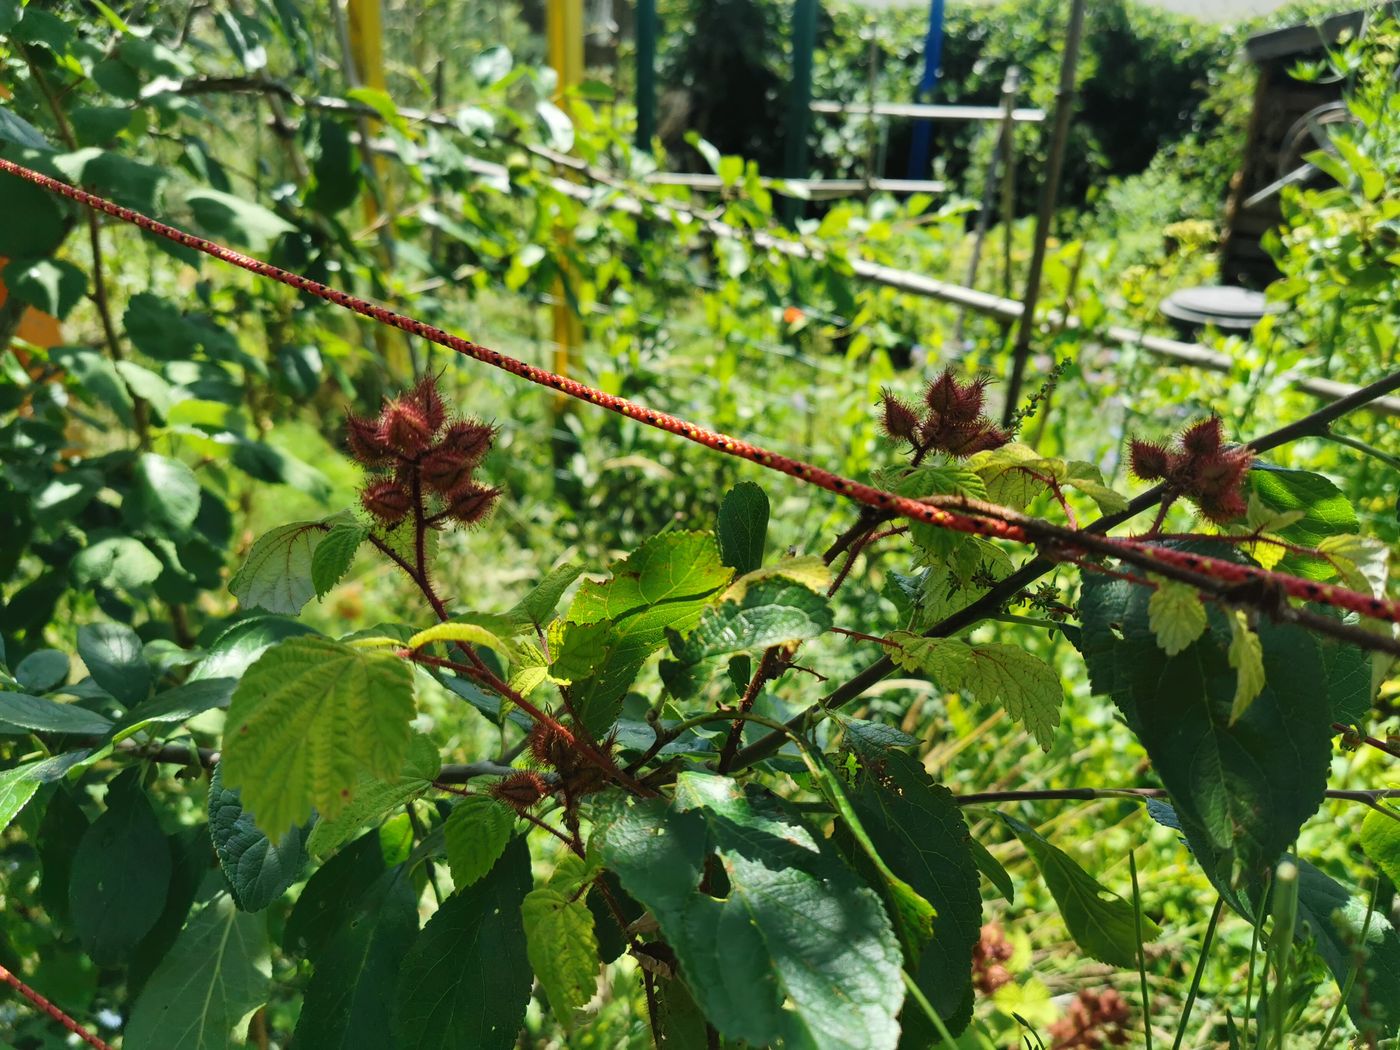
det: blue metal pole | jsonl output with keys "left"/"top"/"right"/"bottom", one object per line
{"left": 906, "top": 0, "right": 945, "bottom": 179}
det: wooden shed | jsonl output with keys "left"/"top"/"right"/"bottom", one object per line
{"left": 1220, "top": 7, "right": 1379, "bottom": 288}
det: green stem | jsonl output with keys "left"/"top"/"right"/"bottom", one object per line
{"left": 1130, "top": 849, "right": 1154, "bottom": 1050}
{"left": 1319, "top": 431, "right": 1400, "bottom": 473}
{"left": 1171, "top": 895, "right": 1224, "bottom": 1050}
{"left": 1313, "top": 879, "right": 1379, "bottom": 1050}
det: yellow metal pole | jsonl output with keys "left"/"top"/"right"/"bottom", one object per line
{"left": 342, "top": 0, "right": 410, "bottom": 377}
{"left": 547, "top": 0, "right": 584, "bottom": 414}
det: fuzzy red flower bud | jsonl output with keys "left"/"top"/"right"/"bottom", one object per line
{"left": 947, "top": 423, "right": 1009, "bottom": 457}
{"left": 1128, "top": 439, "right": 1170, "bottom": 481}
{"left": 346, "top": 415, "right": 394, "bottom": 467}
{"left": 361, "top": 479, "right": 412, "bottom": 525}
{"left": 379, "top": 399, "right": 433, "bottom": 456}
{"left": 880, "top": 391, "right": 921, "bottom": 445}
{"left": 440, "top": 420, "right": 496, "bottom": 466}
{"left": 419, "top": 446, "right": 470, "bottom": 494}
{"left": 444, "top": 480, "right": 500, "bottom": 526}
{"left": 1179, "top": 416, "right": 1224, "bottom": 457}
{"left": 924, "top": 370, "right": 960, "bottom": 417}
{"left": 491, "top": 771, "right": 551, "bottom": 810}
{"left": 409, "top": 375, "right": 447, "bottom": 434}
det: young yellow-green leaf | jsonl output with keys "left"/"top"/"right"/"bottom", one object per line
{"left": 966, "top": 442, "right": 1054, "bottom": 510}
{"left": 1246, "top": 492, "right": 1306, "bottom": 535}
{"left": 559, "top": 532, "right": 732, "bottom": 733}
{"left": 566, "top": 531, "right": 731, "bottom": 626}
{"left": 1318, "top": 533, "right": 1390, "bottom": 597}
{"left": 408, "top": 615, "right": 524, "bottom": 663}
{"left": 1063, "top": 461, "right": 1128, "bottom": 515}
{"left": 1361, "top": 802, "right": 1400, "bottom": 888}
{"left": 1003, "top": 814, "right": 1159, "bottom": 967}
{"left": 229, "top": 520, "right": 328, "bottom": 615}
{"left": 1227, "top": 611, "right": 1266, "bottom": 724}
{"left": 722, "top": 555, "right": 831, "bottom": 602}
{"left": 1147, "top": 578, "right": 1206, "bottom": 656}
{"left": 522, "top": 883, "right": 600, "bottom": 1021}
{"left": 891, "top": 633, "right": 1061, "bottom": 750}
{"left": 444, "top": 795, "right": 515, "bottom": 889}
{"left": 222, "top": 637, "right": 416, "bottom": 837}
{"left": 305, "top": 733, "right": 442, "bottom": 858}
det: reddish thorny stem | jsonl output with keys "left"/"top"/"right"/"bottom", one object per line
{"left": 2, "top": 157, "right": 1397, "bottom": 638}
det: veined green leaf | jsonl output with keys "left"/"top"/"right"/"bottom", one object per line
{"left": 392, "top": 837, "right": 534, "bottom": 1050}
{"left": 306, "top": 733, "right": 441, "bottom": 858}
{"left": 209, "top": 763, "right": 309, "bottom": 912}
{"left": 595, "top": 775, "right": 903, "bottom": 1050}
{"left": 229, "top": 520, "right": 329, "bottom": 615}
{"left": 222, "top": 637, "right": 416, "bottom": 836}
{"left": 444, "top": 795, "right": 515, "bottom": 890}
{"left": 716, "top": 481, "right": 769, "bottom": 575}
{"left": 1002, "top": 814, "right": 1159, "bottom": 968}
{"left": 1147, "top": 578, "right": 1207, "bottom": 656}
{"left": 890, "top": 632, "right": 1061, "bottom": 750}
{"left": 124, "top": 887, "right": 272, "bottom": 1050}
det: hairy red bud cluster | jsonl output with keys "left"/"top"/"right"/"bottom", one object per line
{"left": 345, "top": 375, "right": 501, "bottom": 529}
{"left": 972, "top": 923, "right": 1014, "bottom": 995}
{"left": 1047, "top": 988, "right": 1131, "bottom": 1049}
{"left": 1128, "top": 416, "right": 1252, "bottom": 524}
{"left": 880, "top": 369, "right": 1009, "bottom": 459}
{"left": 490, "top": 771, "right": 552, "bottom": 810}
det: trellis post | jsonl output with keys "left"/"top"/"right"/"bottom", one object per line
{"left": 1001, "top": 0, "right": 1087, "bottom": 427}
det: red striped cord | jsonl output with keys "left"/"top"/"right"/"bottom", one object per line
{"left": 0, "top": 962, "right": 116, "bottom": 1050}
{"left": 2, "top": 156, "right": 1397, "bottom": 631}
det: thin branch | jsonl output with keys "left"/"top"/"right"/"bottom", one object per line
{"left": 727, "top": 367, "right": 1400, "bottom": 773}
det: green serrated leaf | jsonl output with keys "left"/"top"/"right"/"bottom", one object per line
{"left": 0, "top": 757, "right": 53, "bottom": 831}
{"left": 559, "top": 531, "right": 732, "bottom": 734}
{"left": 209, "top": 763, "right": 309, "bottom": 911}
{"left": 15, "top": 648, "right": 69, "bottom": 692}
{"left": 523, "top": 882, "right": 600, "bottom": 1021}
{"left": 222, "top": 637, "right": 416, "bottom": 836}
{"left": 595, "top": 775, "right": 903, "bottom": 1050}
{"left": 716, "top": 481, "right": 769, "bottom": 574}
{"left": 1226, "top": 611, "right": 1266, "bottom": 723}
{"left": 1003, "top": 814, "right": 1159, "bottom": 968}
{"left": 293, "top": 865, "right": 421, "bottom": 1049}
{"left": 1080, "top": 572, "right": 1335, "bottom": 879}
{"left": 392, "top": 836, "right": 534, "bottom": 1050}
{"left": 508, "top": 559, "right": 585, "bottom": 626}
{"left": 185, "top": 186, "right": 296, "bottom": 250}
{"left": 130, "top": 452, "right": 201, "bottom": 536}
{"left": 311, "top": 521, "right": 367, "bottom": 598}
{"left": 77, "top": 622, "right": 152, "bottom": 705}
{"left": 1147, "top": 578, "right": 1207, "bottom": 657}
{"left": 890, "top": 633, "right": 1061, "bottom": 750}
{"left": 124, "top": 888, "right": 271, "bottom": 1050}
{"left": 229, "top": 520, "right": 330, "bottom": 615}
{"left": 1063, "top": 460, "right": 1129, "bottom": 515}
{"left": 661, "top": 578, "right": 831, "bottom": 697}
{"left": 1361, "top": 803, "right": 1400, "bottom": 888}
{"left": 306, "top": 733, "right": 441, "bottom": 859}
{"left": 70, "top": 773, "right": 172, "bottom": 965}
{"left": 850, "top": 749, "right": 981, "bottom": 1036}
{"left": 444, "top": 795, "right": 515, "bottom": 890}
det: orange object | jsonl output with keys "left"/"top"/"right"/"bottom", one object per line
{"left": 0, "top": 256, "right": 63, "bottom": 349}
{"left": 783, "top": 305, "right": 805, "bottom": 325}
